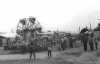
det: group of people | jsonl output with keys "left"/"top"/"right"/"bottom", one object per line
{"left": 27, "top": 27, "right": 100, "bottom": 61}
{"left": 80, "top": 27, "right": 98, "bottom": 51}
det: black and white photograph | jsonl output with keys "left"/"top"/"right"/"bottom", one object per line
{"left": 0, "top": 0, "right": 100, "bottom": 64}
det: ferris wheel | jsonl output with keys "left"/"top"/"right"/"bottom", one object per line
{"left": 16, "top": 17, "right": 42, "bottom": 42}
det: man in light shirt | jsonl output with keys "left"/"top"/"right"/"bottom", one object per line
{"left": 48, "top": 46, "right": 52, "bottom": 57}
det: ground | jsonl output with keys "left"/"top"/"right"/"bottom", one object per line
{"left": 0, "top": 44, "right": 100, "bottom": 64}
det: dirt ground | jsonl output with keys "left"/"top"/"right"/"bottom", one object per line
{"left": 0, "top": 44, "right": 100, "bottom": 64}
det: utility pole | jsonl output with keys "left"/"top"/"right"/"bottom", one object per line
{"left": 97, "top": 19, "right": 100, "bottom": 26}
{"left": 90, "top": 23, "right": 92, "bottom": 31}
{"left": 88, "top": 21, "right": 92, "bottom": 31}
{"left": 79, "top": 26, "right": 80, "bottom": 32}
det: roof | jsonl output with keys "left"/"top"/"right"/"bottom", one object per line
{"left": 37, "top": 32, "right": 53, "bottom": 35}
{"left": 1, "top": 33, "right": 17, "bottom": 38}
{"left": 0, "top": 36, "right": 6, "bottom": 39}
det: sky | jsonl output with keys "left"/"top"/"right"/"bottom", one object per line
{"left": 0, "top": 0, "right": 100, "bottom": 37}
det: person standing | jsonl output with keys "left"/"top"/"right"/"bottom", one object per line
{"left": 28, "top": 42, "right": 36, "bottom": 61}
{"left": 88, "top": 32, "right": 94, "bottom": 51}
{"left": 82, "top": 36, "right": 88, "bottom": 51}
{"left": 80, "top": 27, "right": 89, "bottom": 51}
{"left": 61, "top": 38, "right": 66, "bottom": 50}
{"left": 68, "top": 36, "right": 74, "bottom": 48}
{"left": 94, "top": 37, "right": 98, "bottom": 50}
{"left": 48, "top": 46, "right": 52, "bottom": 57}
{"left": 93, "top": 32, "right": 99, "bottom": 50}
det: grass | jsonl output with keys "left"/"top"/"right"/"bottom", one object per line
{"left": 0, "top": 47, "right": 97, "bottom": 64}
{"left": 0, "top": 59, "right": 29, "bottom": 64}
{"left": 0, "top": 47, "right": 83, "bottom": 64}
{"left": 0, "top": 50, "right": 96, "bottom": 64}
{"left": 0, "top": 54, "right": 76, "bottom": 64}
{"left": 0, "top": 59, "right": 73, "bottom": 64}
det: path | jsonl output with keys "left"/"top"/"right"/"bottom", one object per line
{"left": 0, "top": 47, "right": 99, "bottom": 64}
{"left": 0, "top": 47, "right": 83, "bottom": 61}
{"left": 0, "top": 51, "right": 60, "bottom": 60}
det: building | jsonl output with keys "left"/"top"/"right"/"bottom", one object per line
{"left": 0, "top": 36, "right": 7, "bottom": 47}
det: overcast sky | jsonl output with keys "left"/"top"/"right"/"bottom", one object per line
{"left": 0, "top": 0, "right": 100, "bottom": 37}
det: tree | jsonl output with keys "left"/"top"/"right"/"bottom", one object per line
{"left": 94, "top": 23, "right": 100, "bottom": 31}
{"left": 93, "top": 23, "right": 100, "bottom": 41}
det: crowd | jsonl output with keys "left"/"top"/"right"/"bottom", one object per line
{"left": 80, "top": 27, "right": 99, "bottom": 51}
{"left": 29, "top": 26, "right": 100, "bottom": 60}
{"left": 27, "top": 33, "right": 80, "bottom": 60}
{"left": 4, "top": 27, "right": 100, "bottom": 61}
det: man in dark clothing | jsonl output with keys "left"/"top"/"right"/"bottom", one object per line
{"left": 82, "top": 37, "right": 88, "bottom": 51}
{"left": 80, "top": 27, "right": 89, "bottom": 51}
{"left": 80, "top": 27, "right": 88, "bottom": 33}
